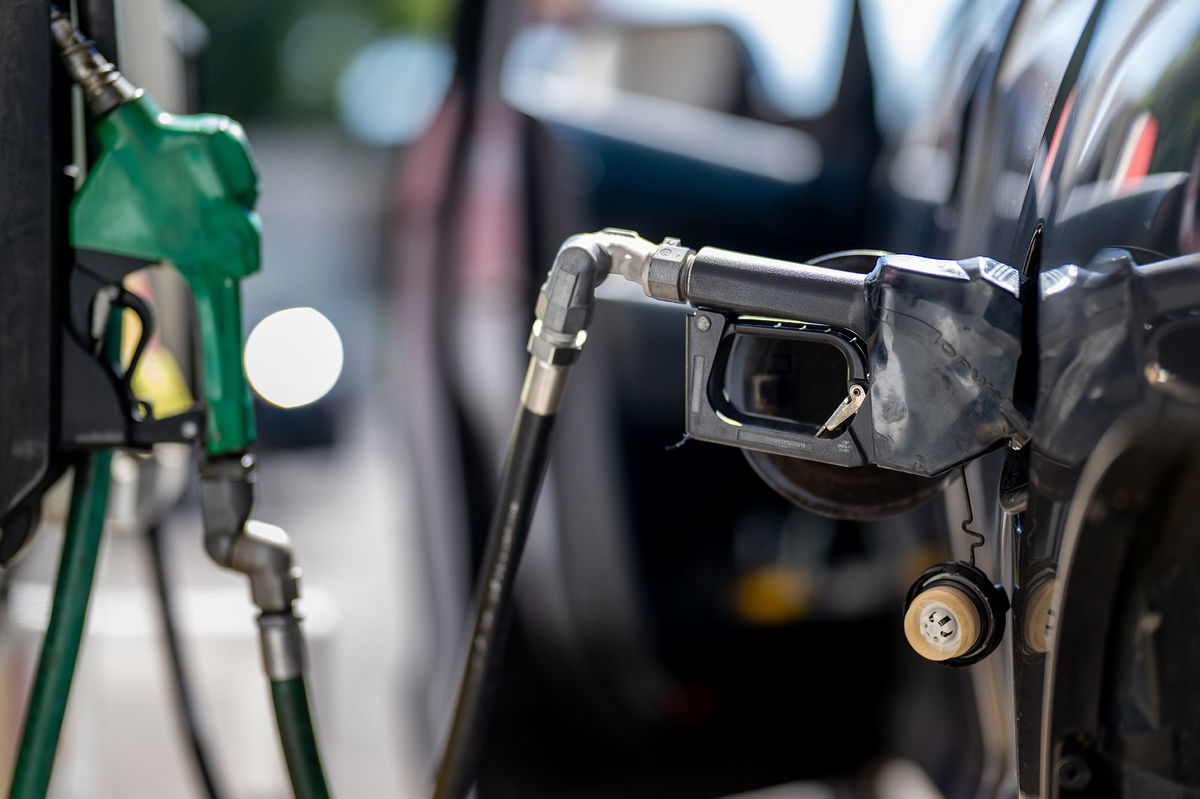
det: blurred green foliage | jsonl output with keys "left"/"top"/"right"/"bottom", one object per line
{"left": 180, "top": 0, "right": 454, "bottom": 121}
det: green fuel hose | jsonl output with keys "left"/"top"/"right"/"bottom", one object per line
{"left": 8, "top": 450, "right": 113, "bottom": 799}
{"left": 270, "top": 676, "right": 332, "bottom": 799}
{"left": 9, "top": 305, "right": 121, "bottom": 799}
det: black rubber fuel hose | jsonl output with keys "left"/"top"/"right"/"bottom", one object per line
{"left": 146, "top": 522, "right": 228, "bottom": 799}
{"left": 432, "top": 406, "right": 558, "bottom": 799}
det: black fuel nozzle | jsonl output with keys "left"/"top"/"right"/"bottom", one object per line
{"left": 682, "top": 249, "right": 1030, "bottom": 476}
{"left": 537, "top": 231, "right": 1031, "bottom": 478}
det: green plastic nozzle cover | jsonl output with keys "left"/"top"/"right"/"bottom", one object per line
{"left": 71, "top": 92, "right": 260, "bottom": 455}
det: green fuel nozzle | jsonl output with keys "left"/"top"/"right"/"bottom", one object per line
{"left": 53, "top": 6, "right": 261, "bottom": 456}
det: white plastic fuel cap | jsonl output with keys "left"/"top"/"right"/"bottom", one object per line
{"left": 904, "top": 584, "right": 981, "bottom": 661}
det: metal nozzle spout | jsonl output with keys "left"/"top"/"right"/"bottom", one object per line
{"left": 49, "top": 5, "right": 138, "bottom": 116}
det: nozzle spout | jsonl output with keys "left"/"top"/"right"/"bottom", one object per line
{"left": 49, "top": 5, "right": 138, "bottom": 116}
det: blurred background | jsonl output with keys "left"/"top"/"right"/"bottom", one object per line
{"left": 0, "top": 0, "right": 999, "bottom": 797}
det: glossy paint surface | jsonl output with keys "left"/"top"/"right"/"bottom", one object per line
{"left": 878, "top": 0, "right": 1200, "bottom": 793}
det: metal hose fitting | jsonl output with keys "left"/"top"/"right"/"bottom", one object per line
{"left": 49, "top": 5, "right": 138, "bottom": 116}
{"left": 521, "top": 229, "right": 693, "bottom": 415}
{"left": 199, "top": 454, "right": 304, "bottom": 680}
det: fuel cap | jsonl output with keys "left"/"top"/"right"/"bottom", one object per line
{"left": 902, "top": 561, "right": 1009, "bottom": 666}
{"left": 904, "top": 584, "right": 980, "bottom": 661}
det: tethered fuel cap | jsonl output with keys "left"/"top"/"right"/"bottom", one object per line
{"left": 904, "top": 583, "right": 981, "bottom": 661}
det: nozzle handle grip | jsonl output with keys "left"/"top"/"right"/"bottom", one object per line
{"left": 190, "top": 272, "right": 255, "bottom": 455}
{"left": 686, "top": 247, "right": 869, "bottom": 333}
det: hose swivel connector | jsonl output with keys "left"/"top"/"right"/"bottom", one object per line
{"left": 522, "top": 229, "right": 693, "bottom": 415}
{"left": 199, "top": 454, "right": 305, "bottom": 680}
{"left": 49, "top": 5, "right": 138, "bottom": 116}
{"left": 523, "top": 235, "right": 607, "bottom": 416}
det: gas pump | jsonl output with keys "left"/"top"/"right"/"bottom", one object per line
{"left": 1, "top": 10, "right": 334, "bottom": 799}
